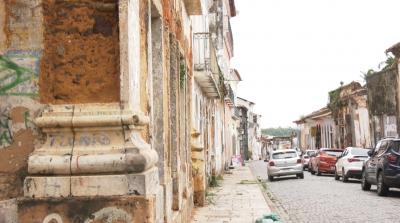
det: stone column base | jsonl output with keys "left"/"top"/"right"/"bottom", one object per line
{"left": 24, "top": 167, "right": 159, "bottom": 198}
{"left": 18, "top": 195, "right": 156, "bottom": 223}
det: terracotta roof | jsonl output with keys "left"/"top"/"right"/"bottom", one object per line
{"left": 293, "top": 107, "right": 331, "bottom": 124}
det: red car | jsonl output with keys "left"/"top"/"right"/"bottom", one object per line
{"left": 309, "top": 148, "right": 343, "bottom": 175}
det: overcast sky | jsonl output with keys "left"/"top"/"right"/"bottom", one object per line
{"left": 230, "top": 0, "right": 400, "bottom": 128}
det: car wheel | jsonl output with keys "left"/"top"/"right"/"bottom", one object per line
{"left": 334, "top": 168, "right": 340, "bottom": 180}
{"left": 316, "top": 166, "right": 321, "bottom": 176}
{"left": 297, "top": 173, "right": 304, "bottom": 179}
{"left": 310, "top": 165, "right": 315, "bottom": 175}
{"left": 341, "top": 168, "right": 348, "bottom": 182}
{"left": 361, "top": 169, "right": 371, "bottom": 191}
{"left": 377, "top": 171, "right": 389, "bottom": 196}
{"left": 268, "top": 175, "right": 274, "bottom": 182}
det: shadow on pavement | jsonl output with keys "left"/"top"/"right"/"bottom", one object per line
{"left": 267, "top": 176, "right": 301, "bottom": 182}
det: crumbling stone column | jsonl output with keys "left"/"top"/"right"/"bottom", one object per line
{"left": 18, "top": 0, "right": 163, "bottom": 222}
{"left": 191, "top": 129, "right": 206, "bottom": 206}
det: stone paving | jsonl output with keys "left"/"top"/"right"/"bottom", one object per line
{"left": 191, "top": 164, "right": 271, "bottom": 223}
{"left": 250, "top": 160, "right": 400, "bottom": 223}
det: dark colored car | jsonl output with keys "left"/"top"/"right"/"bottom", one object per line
{"left": 309, "top": 148, "right": 343, "bottom": 175}
{"left": 361, "top": 138, "right": 400, "bottom": 196}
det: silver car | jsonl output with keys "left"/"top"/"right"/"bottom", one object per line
{"left": 267, "top": 149, "right": 304, "bottom": 181}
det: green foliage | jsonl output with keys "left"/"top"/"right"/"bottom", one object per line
{"left": 179, "top": 63, "right": 186, "bottom": 88}
{"left": 261, "top": 127, "right": 296, "bottom": 137}
{"left": 327, "top": 88, "right": 342, "bottom": 118}
{"left": 209, "top": 175, "right": 222, "bottom": 187}
{"left": 362, "top": 54, "right": 396, "bottom": 79}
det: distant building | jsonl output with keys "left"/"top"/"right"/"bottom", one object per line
{"left": 295, "top": 81, "right": 372, "bottom": 150}
{"left": 365, "top": 42, "right": 400, "bottom": 146}
{"left": 236, "top": 97, "right": 262, "bottom": 160}
{"left": 294, "top": 107, "right": 335, "bottom": 150}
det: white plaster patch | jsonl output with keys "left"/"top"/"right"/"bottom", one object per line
{"left": 84, "top": 207, "right": 132, "bottom": 223}
{"left": 42, "top": 213, "right": 63, "bottom": 223}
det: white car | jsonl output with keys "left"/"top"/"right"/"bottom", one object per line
{"left": 334, "top": 147, "right": 369, "bottom": 182}
{"left": 267, "top": 149, "right": 304, "bottom": 181}
{"left": 302, "top": 150, "right": 316, "bottom": 169}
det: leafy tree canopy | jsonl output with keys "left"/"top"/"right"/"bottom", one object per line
{"left": 261, "top": 127, "right": 297, "bottom": 137}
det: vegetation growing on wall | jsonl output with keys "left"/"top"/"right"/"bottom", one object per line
{"left": 327, "top": 88, "right": 342, "bottom": 119}
{"left": 362, "top": 54, "right": 396, "bottom": 79}
{"left": 180, "top": 62, "right": 186, "bottom": 88}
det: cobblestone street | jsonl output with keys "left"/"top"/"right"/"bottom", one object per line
{"left": 250, "top": 160, "right": 400, "bottom": 223}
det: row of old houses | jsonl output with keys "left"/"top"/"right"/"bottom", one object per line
{"left": 295, "top": 43, "right": 400, "bottom": 151}
{"left": 0, "top": 0, "right": 262, "bottom": 222}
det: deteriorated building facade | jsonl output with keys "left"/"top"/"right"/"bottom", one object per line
{"left": 0, "top": 0, "right": 240, "bottom": 222}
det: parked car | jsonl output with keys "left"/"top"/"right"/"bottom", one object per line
{"left": 267, "top": 149, "right": 304, "bottom": 181}
{"left": 309, "top": 148, "right": 343, "bottom": 175}
{"left": 335, "top": 147, "right": 369, "bottom": 182}
{"left": 301, "top": 150, "right": 316, "bottom": 170}
{"left": 361, "top": 138, "right": 400, "bottom": 196}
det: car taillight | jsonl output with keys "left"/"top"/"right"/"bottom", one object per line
{"left": 348, "top": 158, "right": 361, "bottom": 163}
{"left": 297, "top": 159, "right": 302, "bottom": 164}
{"left": 387, "top": 153, "right": 398, "bottom": 164}
{"left": 269, "top": 161, "right": 275, "bottom": 166}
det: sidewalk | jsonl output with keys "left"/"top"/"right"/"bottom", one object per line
{"left": 191, "top": 164, "right": 271, "bottom": 223}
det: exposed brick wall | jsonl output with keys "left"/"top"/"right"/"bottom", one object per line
{"left": 39, "top": 0, "right": 120, "bottom": 104}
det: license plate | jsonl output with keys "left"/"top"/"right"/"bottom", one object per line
{"left": 330, "top": 166, "right": 335, "bottom": 170}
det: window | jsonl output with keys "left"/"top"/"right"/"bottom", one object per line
{"left": 350, "top": 148, "right": 369, "bottom": 156}
{"left": 272, "top": 151, "right": 297, "bottom": 159}
{"left": 376, "top": 141, "right": 388, "bottom": 156}
{"left": 322, "top": 150, "right": 343, "bottom": 157}
{"left": 387, "top": 141, "right": 400, "bottom": 153}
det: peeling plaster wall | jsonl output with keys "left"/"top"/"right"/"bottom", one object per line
{"left": 366, "top": 68, "right": 399, "bottom": 143}
{"left": 0, "top": 0, "right": 44, "bottom": 203}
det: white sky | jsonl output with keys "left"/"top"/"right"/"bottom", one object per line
{"left": 230, "top": 0, "right": 400, "bottom": 128}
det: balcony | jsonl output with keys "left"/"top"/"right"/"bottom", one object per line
{"left": 224, "top": 84, "right": 235, "bottom": 107}
{"left": 224, "top": 19, "right": 234, "bottom": 58}
{"left": 232, "top": 107, "right": 240, "bottom": 120}
{"left": 193, "top": 32, "right": 221, "bottom": 98}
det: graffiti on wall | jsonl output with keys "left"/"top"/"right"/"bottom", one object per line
{"left": 0, "top": 51, "right": 40, "bottom": 97}
{"left": 0, "top": 105, "right": 34, "bottom": 148}
{"left": 0, "top": 109, "right": 12, "bottom": 146}
{"left": 0, "top": 50, "right": 40, "bottom": 148}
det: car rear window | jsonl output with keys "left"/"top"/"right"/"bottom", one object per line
{"left": 322, "top": 150, "right": 342, "bottom": 157}
{"left": 272, "top": 151, "right": 297, "bottom": 159}
{"left": 306, "top": 151, "right": 315, "bottom": 156}
{"left": 350, "top": 148, "right": 368, "bottom": 156}
{"left": 389, "top": 141, "right": 400, "bottom": 152}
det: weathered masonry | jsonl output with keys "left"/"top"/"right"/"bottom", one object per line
{"left": 0, "top": 0, "right": 196, "bottom": 222}
{"left": 0, "top": 0, "right": 242, "bottom": 222}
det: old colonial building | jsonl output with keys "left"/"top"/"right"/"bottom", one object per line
{"left": 294, "top": 107, "right": 335, "bottom": 150}
{"left": 190, "top": 0, "right": 237, "bottom": 207}
{"left": 328, "top": 82, "right": 372, "bottom": 149}
{"left": 295, "top": 81, "right": 372, "bottom": 151}
{"left": 365, "top": 43, "right": 400, "bottom": 146}
{"left": 236, "top": 97, "right": 262, "bottom": 160}
{"left": 0, "top": 0, "right": 240, "bottom": 222}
